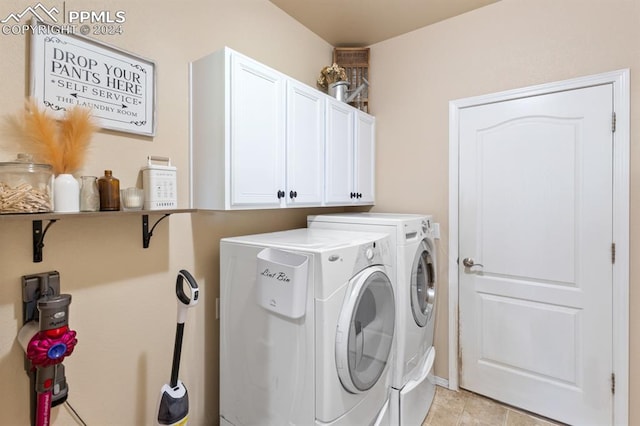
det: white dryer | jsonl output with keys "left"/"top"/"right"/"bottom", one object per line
{"left": 219, "top": 228, "right": 396, "bottom": 426}
{"left": 308, "top": 213, "right": 438, "bottom": 426}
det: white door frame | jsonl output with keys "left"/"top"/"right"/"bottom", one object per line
{"left": 448, "top": 70, "right": 630, "bottom": 425}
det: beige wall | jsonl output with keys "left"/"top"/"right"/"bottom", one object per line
{"left": 3, "top": 0, "right": 637, "bottom": 424}
{"left": 0, "top": 0, "right": 335, "bottom": 424}
{"left": 371, "top": 0, "right": 638, "bottom": 422}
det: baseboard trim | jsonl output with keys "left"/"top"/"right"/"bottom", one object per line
{"left": 434, "top": 376, "right": 449, "bottom": 388}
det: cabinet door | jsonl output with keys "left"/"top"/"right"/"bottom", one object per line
{"left": 354, "top": 111, "right": 375, "bottom": 204}
{"left": 286, "top": 81, "right": 325, "bottom": 206}
{"left": 230, "top": 53, "right": 285, "bottom": 207}
{"left": 324, "top": 98, "right": 355, "bottom": 204}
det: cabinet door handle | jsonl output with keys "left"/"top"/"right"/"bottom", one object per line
{"left": 277, "top": 190, "right": 285, "bottom": 199}
{"left": 289, "top": 190, "right": 297, "bottom": 199}
{"left": 350, "top": 192, "right": 355, "bottom": 199}
{"left": 357, "top": 193, "right": 362, "bottom": 199}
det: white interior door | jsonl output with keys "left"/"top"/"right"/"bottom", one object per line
{"left": 458, "top": 84, "right": 614, "bottom": 425}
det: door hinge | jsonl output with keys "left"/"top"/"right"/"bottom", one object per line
{"left": 611, "top": 243, "right": 616, "bottom": 264}
{"left": 612, "top": 112, "right": 617, "bottom": 133}
{"left": 611, "top": 373, "right": 616, "bottom": 394}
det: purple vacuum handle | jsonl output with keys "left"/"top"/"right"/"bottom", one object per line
{"left": 35, "top": 390, "right": 52, "bottom": 426}
{"left": 35, "top": 366, "right": 55, "bottom": 426}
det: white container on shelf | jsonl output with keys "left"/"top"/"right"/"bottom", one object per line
{"left": 141, "top": 156, "right": 176, "bottom": 210}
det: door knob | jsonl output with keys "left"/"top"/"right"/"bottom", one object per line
{"left": 462, "top": 258, "right": 484, "bottom": 268}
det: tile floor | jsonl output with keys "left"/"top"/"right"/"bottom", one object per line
{"left": 422, "top": 386, "right": 565, "bottom": 426}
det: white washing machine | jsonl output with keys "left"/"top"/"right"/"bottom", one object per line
{"left": 219, "top": 228, "right": 396, "bottom": 426}
{"left": 308, "top": 213, "right": 438, "bottom": 426}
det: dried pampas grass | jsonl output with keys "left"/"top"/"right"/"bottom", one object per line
{"left": 3, "top": 99, "right": 96, "bottom": 175}
{"left": 58, "top": 106, "right": 95, "bottom": 175}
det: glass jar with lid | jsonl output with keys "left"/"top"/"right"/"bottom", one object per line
{"left": 0, "top": 154, "right": 53, "bottom": 213}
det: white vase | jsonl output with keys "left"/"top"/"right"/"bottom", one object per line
{"left": 54, "top": 174, "right": 80, "bottom": 212}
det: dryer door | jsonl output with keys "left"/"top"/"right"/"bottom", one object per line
{"left": 335, "top": 266, "right": 395, "bottom": 394}
{"left": 411, "top": 239, "right": 436, "bottom": 327}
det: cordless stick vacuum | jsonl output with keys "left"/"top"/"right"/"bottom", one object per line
{"left": 18, "top": 294, "right": 78, "bottom": 426}
{"left": 157, "top": 270, "right": 200, "bottom": 426}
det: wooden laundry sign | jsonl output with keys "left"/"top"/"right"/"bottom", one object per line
{"left": 30, "top": 20, "right": 156, "bottom": 136}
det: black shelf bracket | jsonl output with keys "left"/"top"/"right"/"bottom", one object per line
{"left": 32, "top": 219, "right": 58, "bottom": 263}
{"left": 142, "top": 214, "right": 171, "bottom": 248}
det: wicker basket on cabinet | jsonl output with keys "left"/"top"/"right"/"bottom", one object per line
{"left": 333, "top": 47, "right": 369, "bottom": 113}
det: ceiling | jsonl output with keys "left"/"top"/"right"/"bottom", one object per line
{"left": 268, "top": 0, "right": 500, "bottom": 47}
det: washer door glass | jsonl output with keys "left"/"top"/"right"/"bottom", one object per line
{"left": 411, "top": 239, "right": 436, "bottom": 327}
{"left": 335, "top": 266, "right": 395, "bottom": 394}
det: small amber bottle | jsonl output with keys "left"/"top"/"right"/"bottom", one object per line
{"left": 98, "top": 170, "right": 120, "bottom": 211}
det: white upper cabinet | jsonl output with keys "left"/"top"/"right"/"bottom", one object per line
{"left": 190, "top": 47, "right": 285, "bottom": 210}
{"left": 230, "top": 53, "right": 286, "bottom": 208}
{"left": 324, "top": 98, "right": 355, "bottom": 204}
{"left": 286, "top": 80, "right": 325, "bottom": 206}
{"left": 190, "top": 47, "right": 374, "bottom": 210}
{"left": 324, "top": 97, "right": 375, "bottom": 205}
{"left": 354, "top": 110, "right": 375, "bottom": 204}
